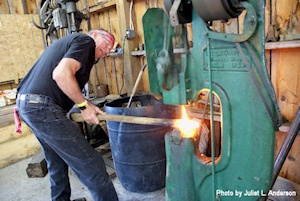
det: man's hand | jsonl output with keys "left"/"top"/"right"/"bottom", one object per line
{"left": 53, "top": 58, "right": 105, "bottom": 124}
{"left": 80, "top": 101, "right": 105, "bottom": 125}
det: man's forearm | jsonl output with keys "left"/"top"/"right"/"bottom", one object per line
{"left": 55, "top": 75, "right": 86, "bottom": 105}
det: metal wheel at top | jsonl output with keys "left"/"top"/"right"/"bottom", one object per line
{"left": 164, "top": 0, "right": 243, "bottom": 23}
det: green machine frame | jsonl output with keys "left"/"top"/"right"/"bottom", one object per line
{"left": 142, "top": 0, "right": 282, "bottom": 200}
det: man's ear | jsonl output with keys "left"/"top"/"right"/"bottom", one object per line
{"left": 92, "top": 31, "right": 98, "bottom": 38}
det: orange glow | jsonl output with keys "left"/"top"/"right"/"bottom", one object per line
{"left": 175, "top": 106, "right": 200, "bottom": 138}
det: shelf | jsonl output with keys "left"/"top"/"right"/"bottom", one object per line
{"left": 108, "top": 52, "right": 122, "bottom": 57}
{"left": 130, "top": 50, "right": 145, "bottom": 56}
{"left": 265, "top": 40, "right": 300, "bottom": 50}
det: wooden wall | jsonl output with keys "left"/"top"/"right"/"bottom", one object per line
{"left": 0, "top": 14, "right": 44, "bottom": 83}
{"left": 265, "top": 0, "right": 300, "bottom": 122}
{"left": 76, "top": 1, "right": 125, "bottom": 95}
{"left": 77, "top": 0, "right": 165, "bottom": 95}
{"left": 0, "top": 0, "right": 44, "bottom": 85}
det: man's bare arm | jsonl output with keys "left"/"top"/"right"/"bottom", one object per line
{"left": 53, "top": 58, "right": 104, "bottom": 124}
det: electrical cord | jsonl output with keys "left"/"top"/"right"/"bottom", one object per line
{"left": 119, "top": 0, "right": 135, "bottom": 94}
{"left": 129, "top": 0, "right": 134, "bottom": 31}
{"left": 119, "top": 35, "right": 127, "bottom": 95}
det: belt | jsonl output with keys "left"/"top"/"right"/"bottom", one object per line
{"left": 17, "top": 94, "right": 49, "bottom": 104}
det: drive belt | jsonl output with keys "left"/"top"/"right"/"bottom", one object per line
{"left": 236, "top": 42, "right": 282, "bottom": 131}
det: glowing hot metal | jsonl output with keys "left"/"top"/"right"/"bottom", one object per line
{"left": 174, "top": 106, "right": 200, "bottom": 138}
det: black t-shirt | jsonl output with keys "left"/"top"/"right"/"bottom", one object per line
{"left": 17, "top": 33, "right": 96, "bottom": 111}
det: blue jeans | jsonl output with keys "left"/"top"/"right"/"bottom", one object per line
{"left": 17, "top": 94, "right": 118, "bottom": 201}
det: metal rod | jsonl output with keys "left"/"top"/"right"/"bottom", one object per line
{"left": 269, "top": 107, "right": 300, "bottom": 191}
{"left": 70, "top": 113, "right": 179, "bottom": 127}
{"left": 207, "top": 39, "right": 216, "bottom": 200}
{"left": 127, "top": 63, "right": 147, "bottom": 108}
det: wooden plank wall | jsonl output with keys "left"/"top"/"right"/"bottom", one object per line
{"left": 123, "top": 0, "right": 164, "bottom": 93}
{"left": 85, "top": 6, "right": 123, "bottom": 95}
{"left": 76, "top": 1, "right": 121, "bottom": 95}
{"left": 78, "top": 0, "right": 165, "bottom": 95}
{"left": 268, "top": 0, "right": 300, "bottom": 122}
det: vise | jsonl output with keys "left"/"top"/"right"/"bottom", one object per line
{"left": 142, "top": 0, "right": 282, "bottom": 200}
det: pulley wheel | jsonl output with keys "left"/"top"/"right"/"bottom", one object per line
{"left": 191, "top": 0, "right": 242, "bottom": 22}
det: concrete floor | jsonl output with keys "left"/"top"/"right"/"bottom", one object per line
{"left": 2, "top": 157, "right": 300, "bottom": 201}
{"left": 0, "top": 157, "right": 165, "bottom": 201}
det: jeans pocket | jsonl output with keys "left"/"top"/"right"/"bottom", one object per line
{"left": 18, "top": 106, "right": 48, "bottom": 134}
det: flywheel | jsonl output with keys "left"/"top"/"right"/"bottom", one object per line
{"left": 191, "top": 0, "right": 242, "bottom": 22}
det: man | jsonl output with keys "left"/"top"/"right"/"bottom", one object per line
{"left": 16, "top": 29, "right": 118, "bottom": 201}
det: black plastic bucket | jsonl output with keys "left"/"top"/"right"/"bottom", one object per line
{"left": 104, "top": 95, "right": 180, "bottom": 192}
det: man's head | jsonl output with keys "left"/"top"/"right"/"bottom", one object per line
{"left": 89, "top": 29, "right": 115, "bottom": 59}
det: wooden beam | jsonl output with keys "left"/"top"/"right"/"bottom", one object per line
{"left": 89, "top": 0, "right": 116, "bottom": 13}
{"left": 80, "top": 0, "right": 116, "bottom": 14}
{"left": 265, "top": 40, "right": 300, "bottom": 50}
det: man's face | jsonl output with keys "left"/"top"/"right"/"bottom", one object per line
{"left": 95, "top": 35, "right": 113, "bottom": 59}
